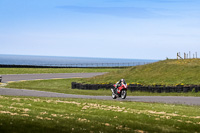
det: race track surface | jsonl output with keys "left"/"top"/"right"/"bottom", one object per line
{"left": 1, "top": 73, "right": 200, "bottom": 106}
{"left": 1, "top": 73, "right": 106, "bottom": 82}
{"left": 0, "top": 88, "right": 200, "bottom": 106}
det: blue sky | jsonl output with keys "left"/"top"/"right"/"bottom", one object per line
{"left": 0, "top": 0, "right": 200, "bottom": 59}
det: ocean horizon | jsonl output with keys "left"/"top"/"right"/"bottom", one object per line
{"left": 0, "top": 54, "right": 158, "bottom": 67}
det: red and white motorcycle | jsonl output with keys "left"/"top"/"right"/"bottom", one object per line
{"left": 111, "top": 83, "right": 128, "bottom": 99}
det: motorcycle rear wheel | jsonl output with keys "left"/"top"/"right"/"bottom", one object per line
{"left": 121, "top": 90, "right": 127, "bottom": 99}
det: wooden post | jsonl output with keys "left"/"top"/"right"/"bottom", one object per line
{"left": 177, "top": 53, "right": 179, "bottom": 59}
{"left": 177, "top": 52, "right": 183, "bottom": 59}
{"left": 189, "top": 51, "right": 191, "bottom": 59}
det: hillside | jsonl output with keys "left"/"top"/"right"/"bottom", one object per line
{"left": 84, "top": 59, "right": 200, "bottom": 85}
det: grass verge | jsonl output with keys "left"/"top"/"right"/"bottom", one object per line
{"left": 0, "top": 67, "right": 121, "bottom": 74}
{"left": 0, "top": 95, "right": 200, "bottom": 133}
{"left": 5, "top": 79, "right": 200, "bottom": 97}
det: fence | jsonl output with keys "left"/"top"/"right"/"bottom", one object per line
{"left": 71, "top": 82, "right": 200, "bottom": 93}
{"left": 0, "top": 62, "right": 154, "bottom": 68}
{"left": 177, "top": 52, "right": 198, "bottom": 59}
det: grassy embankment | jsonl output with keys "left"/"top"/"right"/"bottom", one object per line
{"left": 5, "top": 59, "right": 200, "bottom": 96}
{"left": 0, "top": 67, "right": 121, "bottom": 74}
{"left": 0, "top": 95, "right": 200, "bottom": 133}
{"left": 84, "top": 59, "right": 200, "bottom": 85}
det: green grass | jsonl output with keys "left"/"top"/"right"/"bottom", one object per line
{"left": 5, "top": 78, "right": 200, "bottom": 97}
{"left": 5, "top": 78, "right": 110, "bottom": 96}
{"left": 0, "top": 95, "right": 200, "bottom": 133}
{"left": 0, "top": 67, "right": 121, "bottom": 74}
{"left": 83, "top": 59, "right": 200, "bottom": 85}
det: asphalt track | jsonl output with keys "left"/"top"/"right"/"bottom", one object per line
{"left": 1, "top": 73, "right": 106, "bottom": 83}
{"left": 0, "top": 73, "right": 200, "bottom": 106}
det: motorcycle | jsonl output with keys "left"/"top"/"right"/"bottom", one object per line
{"left": 111, "top": 83, "right": 128, "bottom": 99}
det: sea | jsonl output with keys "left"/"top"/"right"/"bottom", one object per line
{"left": 0, "top": 54, "right": 158, "bottom": 67}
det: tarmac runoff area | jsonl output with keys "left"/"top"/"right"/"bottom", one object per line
{"left": 0, "top": 73, "right": 200, "bottom": 106}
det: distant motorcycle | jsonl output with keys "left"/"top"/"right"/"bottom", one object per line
{"left": 111, "top": 83, "right": 127, "bottom": 99}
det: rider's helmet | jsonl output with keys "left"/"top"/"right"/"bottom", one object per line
{"left": 120, "top": 79, "right": 124, "bottom": 83}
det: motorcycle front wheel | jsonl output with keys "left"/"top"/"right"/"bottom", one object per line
{"left": 112, "top": 93, "right": 117, "bottom": 99}
{"left": 121, "top": 90, "right": 127, "bottom": 99}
